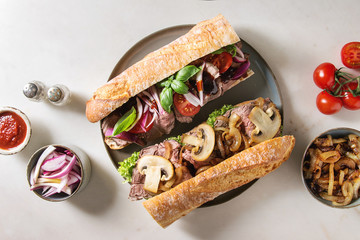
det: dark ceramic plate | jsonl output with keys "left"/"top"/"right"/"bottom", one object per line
{"left": 102, "top": 25, "right": 283, "bottom": 207}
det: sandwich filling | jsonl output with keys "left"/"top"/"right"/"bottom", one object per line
{"left": 117, "top": 97, "right": 282, "bottom": 200}
{"left": 102, "top": 42, "right": 252, "bottom": 149}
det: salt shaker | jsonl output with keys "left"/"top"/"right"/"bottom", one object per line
{"left": 23, "top": 81, "right": 46, "bottom": 102}
{"left": 47, "top": 84, "right": 71, "bottom": 106}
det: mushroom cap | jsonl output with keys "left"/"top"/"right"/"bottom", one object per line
{"left": 249, "top": 106, "right": 281, "bottom": 143}
{"left": 136, "top": 155, "right": 174, "bottom": 181}
{"left": 182, "top": 123, "right": 215, "bottom": 161}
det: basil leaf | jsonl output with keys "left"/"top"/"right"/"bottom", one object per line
{"left": 175, "top": 65, "right": 200, "bottom": 82}
{"left": 212, "top": 44, "right": 237, "bottom": 57}
{"left": 225, "top": 44, "right": 237, "bottom": 57}
{"left": 171, "top": 80, "right": 188, "bottom": 94}
{"left": 160, "top": 87, "right": 173, "bottom": 113}
{"left": 157, "top": 80, "right": 170, "bottom": 88}
{"left": 212, "top": 48, "right": 225, "bottom": 55}
{"left": 112, "top": 107, "right": 137, "bottom": 136}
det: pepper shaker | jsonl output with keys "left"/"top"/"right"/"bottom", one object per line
{"left": 47, "top": 84, "right": 71, "bottom": 106}
{"left": 23, "top": 81, "right": 47, "bottom": 102}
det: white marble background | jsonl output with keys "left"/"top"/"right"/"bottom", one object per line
{"left": 0, "top": 0, "right": 359, "bottom": 239}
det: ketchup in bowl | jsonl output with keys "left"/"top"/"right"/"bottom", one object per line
{"left": 0, "top": 111, "right": 27, "bottom": 150}
{"left": 0, "top": 107, "right": 31, "bottom": 155}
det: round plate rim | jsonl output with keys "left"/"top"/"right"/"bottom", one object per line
{"left": 101, "top": 24, "right": 283, "bottom": 207}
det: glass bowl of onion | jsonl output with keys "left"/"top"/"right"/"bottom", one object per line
{"left": 301, "top": 127, "right": 360, "bottom": 208}
{"left": 26, "top": 144, "right": 91, "bottom": 201}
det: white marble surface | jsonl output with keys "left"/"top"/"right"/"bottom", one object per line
{"left": 1, "top": 0, "right": 359, "bottom": 239}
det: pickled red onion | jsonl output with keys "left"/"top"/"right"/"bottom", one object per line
{"left": 29, "top": 148, "right": 81, "bottom": 198}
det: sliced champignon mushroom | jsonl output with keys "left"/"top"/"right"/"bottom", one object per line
{"left": 249, "top": 106, "right": 281, "bottom": 144}
{"left": 181, "top": 123, "right": 215, "bottom": 161}
{"left": 136, "top": 155, "right": 174, "bottom": 193}
{"left": 226, "top": 112, "right": 242, "bottom": 152}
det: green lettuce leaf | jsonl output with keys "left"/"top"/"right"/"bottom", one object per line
{"left": 117, "top": 151, "right": 139, "bottom": 183}
{"left": 206, "top": 104, "right": 235, "bottom": 127}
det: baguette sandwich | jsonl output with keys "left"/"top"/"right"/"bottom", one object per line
{"left": 86, "top": 15, "right": 254, "bottom": 149}
{"left": 117, "top": 97, "right": 295, "bottom": 227}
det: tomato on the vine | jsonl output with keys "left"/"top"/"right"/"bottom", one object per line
{"left": 173, "top": 93, "right": 200, "bottom": 116}
{"left": 341, "top": 42, "right": 360, "bottom": 69}
{"left": 342, "top": 81, "right": 360, "bottom": 110}
{"left": 313, "top": 62, "right": 337, "bottom": 90}
{"left": 316, "top": 91, "right": 343, "bottom": 115}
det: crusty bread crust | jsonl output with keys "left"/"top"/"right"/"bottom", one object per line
{"left": 86, "top": 14, "right": 241, "bottom": 123}
{"left": 142, "top": 135, "right": 295, "bottom": 228}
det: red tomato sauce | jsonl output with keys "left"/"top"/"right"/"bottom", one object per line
{"left": 0, "top": 111, "right": 27, "bottom": 150}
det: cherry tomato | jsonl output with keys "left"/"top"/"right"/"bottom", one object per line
{"left": 173, "top": 93, "right": 200, "bottom": 116}
{"left": 341, "top": 42, "right": 360, "bottom": 69}
{"left": 211, "top": 52, "right": 233, "bottom": 73}
{"left": 342, "top": 81, "right": 360, "bottom": 110}
{"left": 128, "top": 111, "right": 154, "bottom": 134}
{"left": 313, "top": 62, "right": 337, "bottom": 90}
{"left": 316, "top": 91, "right": 343, "bottom": 115}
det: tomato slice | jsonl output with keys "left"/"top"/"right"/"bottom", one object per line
{"left": 128, "top": 111, "right": 154, "bottom": 134}
{"left": 341, "top": 42, "right": 360, "bottom": 69}
{"left": 173, "top": 93, "right": 201, "bottom": 116}
{"left": 211, "top": 52, "right": 233, "bottom": 73}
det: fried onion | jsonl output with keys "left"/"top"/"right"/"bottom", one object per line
{"left": 320, "top": 150, "right": 341, "bottom": 163}
{"left": 164, "top": 141, "right": 172, "bottom": 160}
{"left": 304, "top": 134, "right": 360, "bottom": 206}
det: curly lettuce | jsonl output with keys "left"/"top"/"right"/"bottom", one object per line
{"left": 206, "top": 104, "right": 235, "bottom": 127}
{"left": 166, "top": 135, "right": 182, "bottom": 145}
{"left": 118, "top": 151, "right": 139, "bottom": 183}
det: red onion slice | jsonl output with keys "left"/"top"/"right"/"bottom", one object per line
{"left": 44, "top": 155, "right": 77, "bottom": 179}
{"left": 142, "top": 91, "right": 155, "bottom": 102}
{"left": 43, "top": 187, "right": 58, "bottom": 197}
{"left": 41, "top": 155, "right": 67, "bottom": 172}
{"left": 68, "top": 173, "right": 80, "bottom": 185}
{"left": 57, "top": 176, "right": 68, "bottom": 193}
{"left": 30, "top": 148, "right": 83, "bottom": 197}
{"left": 30, "top": 183, "right": 60, "bottom": 191}
{"left": 42, "top": 186, "right": 51, "bottom": 194}
{"left": 184, "top": 92, "right": 201, "bottom": 107}
{"left": 232, "top": 61, "right": 250, "bottom": 80}
{"left": 138, "top": 93, "right": 159, "bottom": 115}
{"left": 149, "top": 86, "right": 165, "bottom": 114}
{"left": 143, "top": 104, "right": 149, "bottom": 113}
{"left": 138, "top": 110, "right": 150, "bottom": 132}
{"left": 32, "top": 145, "right": 56, "bottom": 184}
{"left": 233, "top": 56, "right": 246, "bottom": 63}
{"left": 69, "top": 170, "right": 81, "bottom": 180}
{"left": 236, "top": 45, "right": 245, "bottom": 59}
{"left": 146, "top": 111, "right": 157, "bottom": 129}
{"left": 196, "top": 62, "right": 205, "bottom": 106}
{"left": 62, "top": 186, "right": 72, "bottom": 195}
{"left": 30, "top": 167, "right": 36, "bottom": 185}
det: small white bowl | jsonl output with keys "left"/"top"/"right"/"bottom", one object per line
{"left": 0, "top": 106, "right": 31, "bottom": 155}
{"left": 301, "top": 127, "right": 360, "bottom": 208}
{"left": 27, "top": 144, "right": 91, "bottom": 202}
